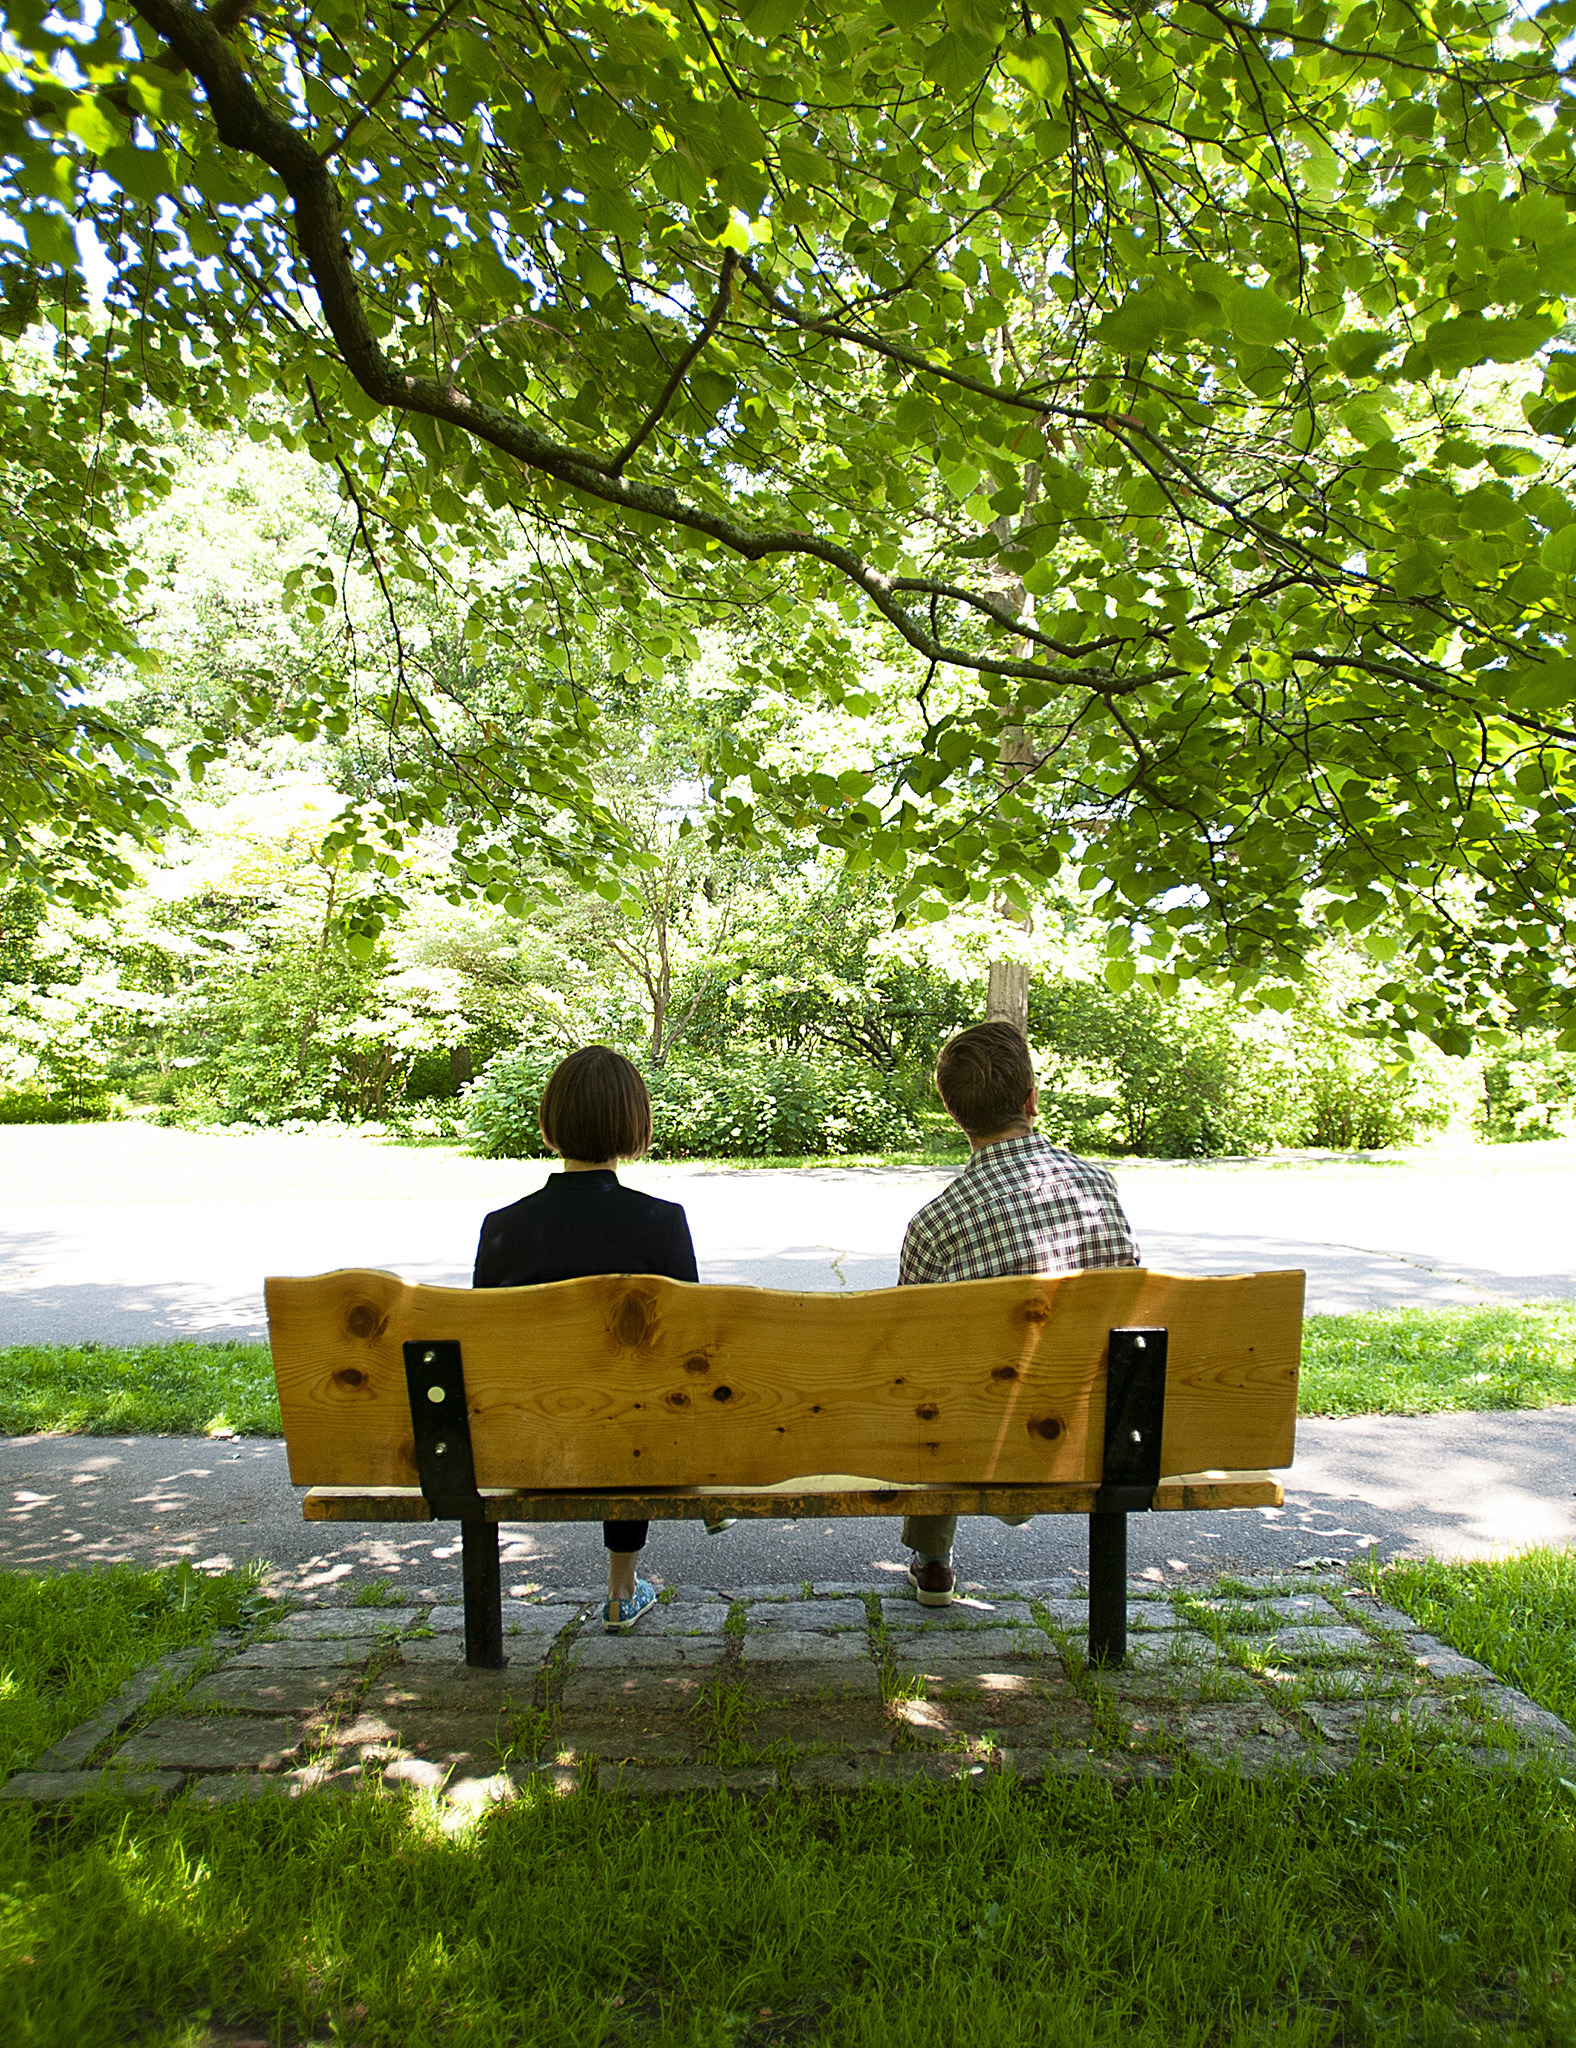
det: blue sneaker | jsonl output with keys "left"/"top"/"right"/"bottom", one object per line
{"left": 603, "top": 1577, "right": 658, "bottom": 1632}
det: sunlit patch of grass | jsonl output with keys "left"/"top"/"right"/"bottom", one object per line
{"left": 1300, "top": 1302, "right": 1576, "bottom": 1416}
{"left": 0, "top": 1341, "right": 278, "bottom": 1436}
{"left": 1365, "top": 1545, "right": 1576, "bottom": 1728}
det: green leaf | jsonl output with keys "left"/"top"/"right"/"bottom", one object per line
{"left": 1225, "top": 286, "right": 1296, "bottom": 348}
{"left": 100, "top": 144, "right": 177, "bottom": 206}
{"left": 1001, "top": 34, "right": 1067, "bottom": 101}
{"left": 742, "top": 0, "right": 804, "bottom": 37}
{"left": 921, "top": 30, "right": 995, "bottom": 92}
{"left": 1539, "top": 524, "right": 1576, "bottom": 576}
{"left": 1425, "top": 313, "right": 1558, "bottom": 377}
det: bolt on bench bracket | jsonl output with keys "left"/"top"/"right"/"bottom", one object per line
{"left": 1088, "top": 1326, "right": 1168, "bottom": 1668}
{"left": 403, "top": 1340, "right": 505, "bottom": 1670}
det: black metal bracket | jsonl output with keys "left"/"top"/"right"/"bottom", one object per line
{"left": 1089, "top": 1326, "right": 1169, "bottom": 1668}
{"left": 403, "top": 1340, "right": 504, "bottom": 1669}
{"left": 1093, "top": 1326, "right": 1168, "bottom": 1513}
{"left": 404, "top": 1340, "right": 486, "bottom": 1519}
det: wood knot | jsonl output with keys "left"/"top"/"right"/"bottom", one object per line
{"left": 992, "top": 1366, "right": 1018, "bottom": 1383}
{"left": 344, "top": 1304, "right": 384, "bottom": 1340}
{"left": 712, "top": 1385, "right": 733, "bottom": 1403}
{"left": 682, "top": 1353, "right": 710, "bottom": 1375}
{"left": 664, "top": 1390, "right": 690, "bottom": 1409}
{"left": 612, "top": 1290, "right": 654, "bottom": 1351}
{"left": 1029, "top": 1414, "right": 1064, "bottom": 1442}
{"left": 1018, "top": 1303, "right": 1050, "bottom": 1326}
{"left": 915, "top": 1402, "right": 939, "bottom": 1421}
{"left": 333, "top": 1367, "right": 366, "bottom": 1390}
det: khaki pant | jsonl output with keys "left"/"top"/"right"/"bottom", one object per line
{"left": 901, "top": 1512, "right": 1033, "bottom": 1562}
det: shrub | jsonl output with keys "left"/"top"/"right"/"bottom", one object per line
{"left": 1288, "top": 1024, "right": 1443, "bottom": 1150}
{"left": 0, "top": 1090, "right": 100, "bottom": 1124}
{"left": 1031, "top": 978, "right": 1293, "bottom": 1158}
{"left": 1475, "top": 1034, "right": 1576, "bottom": 1142}
{"left": 463, "top": 1045, "right": 922, "bottom": 1159}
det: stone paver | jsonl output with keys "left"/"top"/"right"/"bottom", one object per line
{"left": 1, "top": 1768, "right": 187, "bottom": 1804}
{"left": 231, "top": 1637, "right": 386, "bottom": 1670}
{"left": 1404, "top": 1634, "right": 1496, "bottom": 1681}
{"left": 750, "top": 1600, "right": 868, "bottom": 1630}
{"left": 1255, "top": 1626, "right": 1375, "bottom": 1660}
{"left": 115, "top": 1715, "right": 303, "bottom": 1772}
{"left": 740, "top": 1631, "right": 870, "bottom": 1665}
{"left": 1482, "top": 1684, "right": 1576, "bottom": 1749}
{"left": 880, "top": 1598, "right": 1034, "bottom": 1630}
{"left": 747, "top": 1660, "right": 884, "bottom": 1703}
{"left": 889, "top": 1627, "right": 1053, "bottom": 1668}
{"left": 600, "top": 1764, "right": 777, "bottom": 1798}
{"left": 627, "top": 1602, "right": 732, "bottom": 1635}
{"left": 31, "top": 1641, "right": 222, "bottom": 1769}
{"left": 188, "top": 1667, "right": 352, "bottom": 1715}
{"left": 275, "top": 1611, "right": 417, "bottom": 1640}
{"left": 571, "top": 1635, "right": 727, "bottom": 1670}
{"left": 8, "top": 1570, "right": 1576, "bottom": 1805}
{"left": 794, "top": 1753, "right": 990, "bottom": 1791}
{"left": 427, "top": 1602, "right": 580, "bottom": 1635}
{"left": 395, "top": 1634, "right": 554, "bottom": 1668}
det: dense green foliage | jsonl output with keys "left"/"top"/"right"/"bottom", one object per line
{"left": 0, "top": 1563, "right": 264, "bottom": 1779}
{"left": 7, "top": 1304, "right": 1573, "bottom": 1436}
{"left": 4, "top": 1764, "right": 1576, "bottom": 2044}
{"left": 4, "top": 0, "right": 1576, "bottom": 1047}
{"left": 465, "top": 1041, "right": 925, "bottom": 1159}
{"left": 1375, "top": 1545, "right": 1576, "bottom": 1727}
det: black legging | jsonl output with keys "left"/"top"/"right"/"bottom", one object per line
{"left": 603, "top": 1518, "right": 648, "bottom": 1551}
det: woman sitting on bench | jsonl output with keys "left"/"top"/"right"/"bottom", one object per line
{"left": 472, "top": 1044, "right": 715, "bottom": 1633}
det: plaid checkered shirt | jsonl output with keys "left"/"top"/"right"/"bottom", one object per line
{"left": 898, "top": 1132, "right": 1140, "bottom": 1285}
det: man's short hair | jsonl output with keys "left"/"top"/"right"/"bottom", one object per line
{"left": 934, "top": 1022, "right": 1035, "bottom": 1139}
{"left": 538, "top": 1045, "right": 653, "bottom": 1162}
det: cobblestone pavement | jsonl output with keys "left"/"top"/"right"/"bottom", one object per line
{"left": 5, "top": 1571, "right": 1573, "bottom": 1810}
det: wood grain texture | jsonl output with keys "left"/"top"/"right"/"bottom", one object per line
{"left": 300, "top": 1471, "right": 1284, "bottom": 1523}
{"left": 268, "top": 1266, "right": 1302, "bottom": 1490}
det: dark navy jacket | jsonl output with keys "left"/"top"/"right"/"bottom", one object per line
{"left": 472, "top": 1168, "right": 698, "bottom": 1290}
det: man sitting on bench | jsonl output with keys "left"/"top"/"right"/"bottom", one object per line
{"left": 897, "top": 1020, "right": 1140, "bottom": 1606}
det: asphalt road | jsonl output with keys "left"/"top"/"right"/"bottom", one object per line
{"left": 2, "top": 1124, "right": 1573, "bottom": 1345}
{"left": 3, "top": 1408, "right": 1574, "bottom": 1593}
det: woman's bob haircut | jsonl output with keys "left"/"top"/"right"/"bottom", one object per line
{"left": 538, "top": 1045, "right": 653, "bottom": 1164}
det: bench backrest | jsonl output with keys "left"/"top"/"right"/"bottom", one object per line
{"left": 265, "top": 1266, "right": 1303, "bottom": 1491}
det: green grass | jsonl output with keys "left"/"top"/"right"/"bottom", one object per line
{"left": 1367, "top": 1545, "right": 1576, "bottom": 1727}
{"left": 0, "top": 1341, "right": 279, "bottom": 1436}
{"left": 1299, "top": 1303, "right": 1576, "bottom": 1416}
{"left": 6, "top": 1556, "right": 1576, "bottom": 2041}
{"left": 5, "top": 1303, "right": 1575, "bottom": 1438}
{"left": 0, "top": 1565, "right": 268, "bottom": 1779}
{"left": 4, "top": 1765, "right": 1575, "bottom": 2045}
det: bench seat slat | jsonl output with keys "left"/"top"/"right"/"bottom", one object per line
{"left": 300, "top": 1470, "right": 1284, "bottom": 1523}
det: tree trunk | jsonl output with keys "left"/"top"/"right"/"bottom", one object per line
{"left": 986, "top": 950, "right": 1030, "bottom": 1037}
{"left": 985, "top": 463, "right": 1038, "bottom": 1037}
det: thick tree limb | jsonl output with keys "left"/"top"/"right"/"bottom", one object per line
{"left": 128, "top": 0, "right": 1126, "bottom": 696}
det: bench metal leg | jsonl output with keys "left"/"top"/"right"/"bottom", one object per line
{"left": 462, "top": 1520, "right": 505, "bottom": 1669}
{"left": 1088, "top": 1511, "right": 1127, "bottom": 1666}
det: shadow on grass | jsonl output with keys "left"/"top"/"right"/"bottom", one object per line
{"left": 6, "top": 1764, "right": 1576, "bottom": 2047}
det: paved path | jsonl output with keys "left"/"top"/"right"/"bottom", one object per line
{"left": 6, "top": 1571, "right": 1572, "bottom": 1809}
{"left": 1, "top": 1125, "right": 1573, "bottom": 1344}
{"left": 4, "top": 1407, "right": 1574, "bottom": 1595}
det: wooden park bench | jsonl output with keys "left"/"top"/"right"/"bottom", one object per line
{"left": 265, "top": 1265, "right": 1302, "bottom": 1671}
